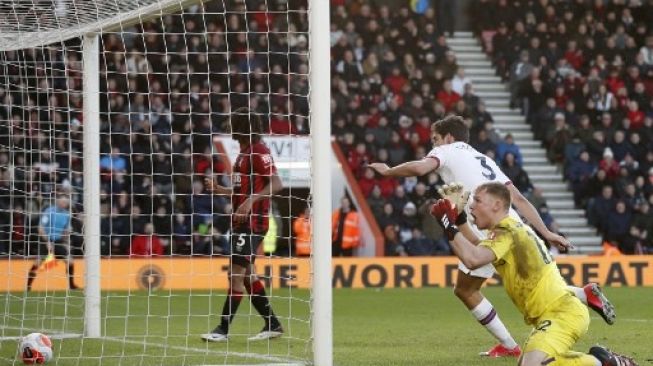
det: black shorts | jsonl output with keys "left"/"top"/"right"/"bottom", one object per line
{"left": 37, "top": 240, "right": 71, "bottom": 263}
{"left": 230, "top": 230, "right": 264, "bottom": 267}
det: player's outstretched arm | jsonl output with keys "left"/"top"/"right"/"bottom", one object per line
{"left": 368, "top": 158, "right": 438, "bottom": 177}
{"left": 507, "top": 184, "right": 573, "bottom": 251}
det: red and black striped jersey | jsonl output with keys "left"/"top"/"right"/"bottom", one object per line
{"left": 232, "top": 141, "right": 277, "bottom": 234}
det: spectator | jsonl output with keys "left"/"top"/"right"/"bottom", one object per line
{"left": 293, "top": 206, "right": 311, "bottom": 257}
{"left": 620, "top": 226, "right": 645, "bottom": 255}
{"left": 390, "top": 185, "right": 410, "bottom": 214}
{"left": 496, "top": 133, "right": 523, "bottom": 166}
{"left": 172, "top": 214, "right": 192, "bottom": 255}
{"left": 610, "top": 130, "right": 634, "bottom": 162}
{"left": 462, "top": 84, "right": 481, "bottom": 113}
{"left": 100, "top": 147, "right": 127, "bottom": 173}
{"left": 632, "top": 201, "right": 653, "bottom": 239}
{"left": 472, "top": 101, "right": 494, "bottom": 130}
{"left": 383, "top": 225, "right": 406, "bottom": 257}
{"left": 377, "top": 202, "right": 399, "bottom": 231}
{"left": 604, "top": 201, "right": 632, "bottom": 243}
{"left": 567, "top": 151, "right": 597, "bottom": 207}
{"left": 331, "top": 196, "right": 360, "bottom": 257}
{"left": 471, "top": 129, "right": 496, "bottom": 156}
{"left": 545, "top": 113, "right": 574, "bottom": 163}
{"left": 586, "top": 130, "right": 608, "bottom": 163}
{"left": 358, "top": 167, "right": 379, "bottom": 197}
{"left": 451, "top": 67, "right": 472, "bottom": 95}
{"left": 131, "top": 222, "right": 164, "bottom": 257}
{"left": 640, "top": 35, "right": 653, "bottom": 65}
{"left": 436, "top": 80, "right": 461, "bottom": 112}
{"left": 417, "top": 198, "right": 444, "bottom": 242}
{"left": 501, "top": 152, "right": 532, "bottom": 193}
{"left": 587, "top": 185, "right": 616, "bottom": 233}
{"left": 436, "top": 0, "right": 456, "bottom": 37}
{"left": 598, "top": 148, "right": 620, "bottom": 180}
{"left": 397, "top": 201, "right": 419, "bottom": 244}
{"left": 367, "top": 185, "right": 386, "bottom": 218}
{"left": 192, "top": 221, "right": 219, "bottom": 255}
{"left": 404, "top": 228, "right": 437, "bottom": 256}
{"left": 509, "top": 50, "right": 534, "bottom": 108}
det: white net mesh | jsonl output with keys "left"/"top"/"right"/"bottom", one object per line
{"left": 0, "top": 0, "right": 314, "bottom": 365}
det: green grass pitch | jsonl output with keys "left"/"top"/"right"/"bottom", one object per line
{"left": 1, "top": 287, "right": 652, "bottom": 365}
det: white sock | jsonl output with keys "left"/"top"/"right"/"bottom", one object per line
{"left": 471, "top": 298, "right": 518, "bottom": 349}
{"left": 568, "top": 286, "right": 587, "bottom": 305}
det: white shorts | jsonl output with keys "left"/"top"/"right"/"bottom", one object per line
{"left": 458, "top": 261, "right": 496, "bottom": 279}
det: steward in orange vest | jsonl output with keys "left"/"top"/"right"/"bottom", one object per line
{"left": 332, "top": 196, "right": 360, "bottom": 257}
{"left": 293, "top": 208, "right": 311, "bottom": 256}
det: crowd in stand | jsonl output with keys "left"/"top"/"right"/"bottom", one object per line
{"left": 330, "top": 1, "right": 546, "bottom": 256}
{"left": 0, "top": 0, "right": 309, "bottom": 257}
{"left": 470, "top": 0, "right": 653, "bottom": 254}
{"left": 2, "top": 0, "right": 652, "bottom": 257}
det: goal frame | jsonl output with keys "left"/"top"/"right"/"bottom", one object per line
{"left": 4, "top": 0, "right": 332, "bottom": 364}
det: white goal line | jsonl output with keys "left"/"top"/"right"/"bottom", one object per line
{"left": 1, "top": 325, "right": 306, "bottom": 364}
{"left": 0, "top": 325, "right": 83, "bottom": 341}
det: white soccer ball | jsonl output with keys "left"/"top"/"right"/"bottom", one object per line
{"left": 19, "top": 333, "right": 53, "bottom": 364}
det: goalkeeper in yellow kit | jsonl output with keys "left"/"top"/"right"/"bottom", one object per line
{"left": 430, "top": 182, "right": 637, "bottom": 366}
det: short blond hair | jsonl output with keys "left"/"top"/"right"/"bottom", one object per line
{"left": 476, "top": 182, "right": 511, "bottom": 211}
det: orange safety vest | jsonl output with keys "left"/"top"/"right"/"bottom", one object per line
{"left": 602, "top": 241, "right": 622, "bottom": 256}
{"left": 293, "top": 213, "right": 312, "bottom": 256}
{"left": 332, "top": 210, "right": 360, "bottom": 250}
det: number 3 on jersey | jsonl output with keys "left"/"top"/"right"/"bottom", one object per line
{"left": 475, "top": 156, "right": 497, "bottom": 180}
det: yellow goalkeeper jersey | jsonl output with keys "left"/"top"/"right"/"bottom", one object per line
{"left": 479, "top": 216, "right": 569, "bottom": 326}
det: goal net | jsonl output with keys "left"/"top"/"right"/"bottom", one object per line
{"left": 0, "top": 0, "right": 332, "bottom": 365}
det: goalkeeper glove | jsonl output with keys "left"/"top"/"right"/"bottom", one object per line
{"left": 430, "top": 199, "right": 464, "bottom": 240}
{"left": 437, "top": 182, "right": 470, "bottom": 215}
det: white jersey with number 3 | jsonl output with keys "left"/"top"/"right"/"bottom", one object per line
{"left": 426, "top": 141, "right": 522, "bottom": 278}
{"left": 426, "top": 141, "right": 510, "bottom": 188}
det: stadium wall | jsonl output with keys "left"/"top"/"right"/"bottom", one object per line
{"left": 2, "top": 256, "right": 652, "bottom": 291}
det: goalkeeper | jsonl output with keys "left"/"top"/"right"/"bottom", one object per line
{"left": 201, "top": 107, "right": 284, "bottom": 342}
{"left": 431, "top": 182, "right": 637, "bottom": 366}
{"left": 26, "top": 195, "right": 78, "bottom": 291}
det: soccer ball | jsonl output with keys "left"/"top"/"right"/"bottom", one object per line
{"left": 19, "top": 333, "right": 53, "bottom": 364}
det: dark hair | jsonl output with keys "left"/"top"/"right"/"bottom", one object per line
{"left": 431, "top": 115, "right": 470, "bottom": 143}
{"left": 476, "top": 182, "right": 511, "bottom": 211}
{"left": 230, "top": 107, "right": 262, "bottom": 142}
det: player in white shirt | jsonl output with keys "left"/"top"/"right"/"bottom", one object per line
{"left": 369, "top": 115, "right": 615, "bottom": 358}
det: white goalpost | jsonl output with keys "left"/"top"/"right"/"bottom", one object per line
{"left": 0, "top": 0, "right": 331, "bottom": 365}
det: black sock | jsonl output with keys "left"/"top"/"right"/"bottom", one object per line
{"left": 219, "top": 289, "right": 243, "bottom": 332}
{"left": 249, "top": 280, "right": 279, "bottom": 327}
{"left": 26, "top": 265, "right": 38, "bottom": 291}
{"left": 67, "top": 264, "right": 76, "bottom": 288}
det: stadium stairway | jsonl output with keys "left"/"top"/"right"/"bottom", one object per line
{"left": 447, "top": 32, "right": 603, "bottom": 254}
